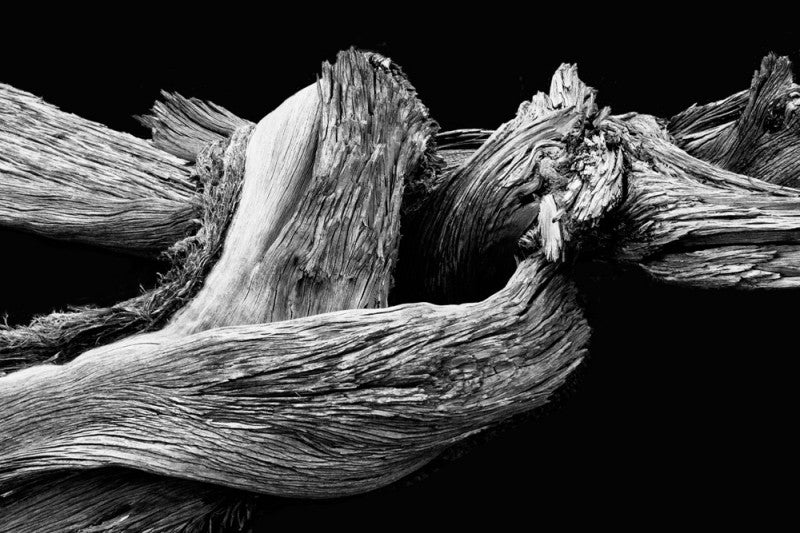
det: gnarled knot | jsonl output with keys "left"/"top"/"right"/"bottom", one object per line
{"left": 526, "top": 120, "right": 625, "bottom": 262}
{"left": 764, "top": 88, "right": 800, "bottom": 133}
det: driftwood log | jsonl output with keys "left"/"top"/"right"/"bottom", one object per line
{"left": 1, "top": 50, "right": 799, "bottom": 532}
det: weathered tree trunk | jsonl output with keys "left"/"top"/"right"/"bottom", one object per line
{"left": 1, "top": 50, "right": 799, "bottom": 533}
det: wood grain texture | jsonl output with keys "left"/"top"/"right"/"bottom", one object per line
{"left": 0, "top": 125, "right": 253, "bottom": 375}
{"left": 137, "top": 91, "right": 250, "bottom": 162}
{"left": 0, "top": 256, "right": 587, "bottom": 497}
{"left": 2, "top": 50, "right": 800, "bottom": 533}
{"left": 0, "top": 49, "right": 441, "bottom": 533}
{"left": 135, "top": 56, "right": 800, "bottom": 287}
{"left": 393, "top": 64, "right": 595, "bottom": 304}
{"left": 669, "top": 54, "right": 800, "bottom": 187}
{"left": 167, "top": 51, "right": 436, "bottom": 333}
{"left": 0, "top": 470, "right": 254, "bottom": 533}
{"left": 388, "top": 59, "right": 800, "bottom": 292}
{"left": 0, "top": 83, "right": 200, "bottom": 253}
{"left": 595, "top": 113, "right": 800, "bottom": 288}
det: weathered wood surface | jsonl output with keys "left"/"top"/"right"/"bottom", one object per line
{"left": 394, "top": 64, "right": 594, "bottom": 303}
{"left": 669, "top": 54, "right": 800, "bottom": 187}
{"left": 0, "top": 125, "right": 253, "bottom": 375}
{"left": 0, "top": 256, "right": 587, "bottom": 495}
{"left": 1, "top": 51, "right": 799, "bottom": 533}
{"left": 0, "top": 470, "right": 254, "bottom": 533}
{"left": 165, "top": 52, "right": 436, "bottom": 333}
{"left": 1, "top": 49, "right": 442, "bottom": 532}
{"left": 611, "top": 113, "right": 800, "bottom": 288}
{"left": 137, "top": 91, "right": 250, "bottom": 162}
{"left": 392, "top": 58, "right": 800, "bottom": 295}
{"left": 0, "top": 84, "right": 200, "bottom": 253}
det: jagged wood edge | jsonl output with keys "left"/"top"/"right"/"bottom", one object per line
{"left": 0, "top": 83, "right": 200, "bottom": 253}
{"left": 1, "top": 51, "right": 800, "bottom": 532}
{"left": 669, "top": 53, "right": 800, "bottom": 187}
{"left": 0, "top": 125, "right": 253, "bottom": 375}
{"left": 0, "top": 48, "right": 443, "bottom": 533}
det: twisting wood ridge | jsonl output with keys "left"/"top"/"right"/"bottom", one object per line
{"left": 0, "top": 257, "right": 588, "bottom": 494}
{"left": 0, "top": 49, "right": 799, "bottom": 533}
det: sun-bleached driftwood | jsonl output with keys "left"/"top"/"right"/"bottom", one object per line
{"left": 137, "top": 92, "right": 250, "bottom": 162}
{"left": 0, "top": 256, "right": 587, "bottom": 494}
{"left": 0, "top": 84, "right": 201, "bottom": 253}
{"left": 1, "top": 51, "right": 799, "bottom": 533}
{"left": 0, "top": 126, "right": 253, "bottom": 375}
{"left": 1, "top": 49, "right": 441, "bottom": 532}
{"left": 669, "top": 54, "right": 800, "bottom": 188}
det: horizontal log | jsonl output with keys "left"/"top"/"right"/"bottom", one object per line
{"left": 0, "top": 256, "right": 588, "bottom": 498}
{"left": 506, "top": 107, "right": 800, "bottom": 288}
{"left": 0, "top": 83, "right": 201, "bottom": 253}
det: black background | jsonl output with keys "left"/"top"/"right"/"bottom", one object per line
{"left": 1, "top": 15, "right": 796, "bottom": 529}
